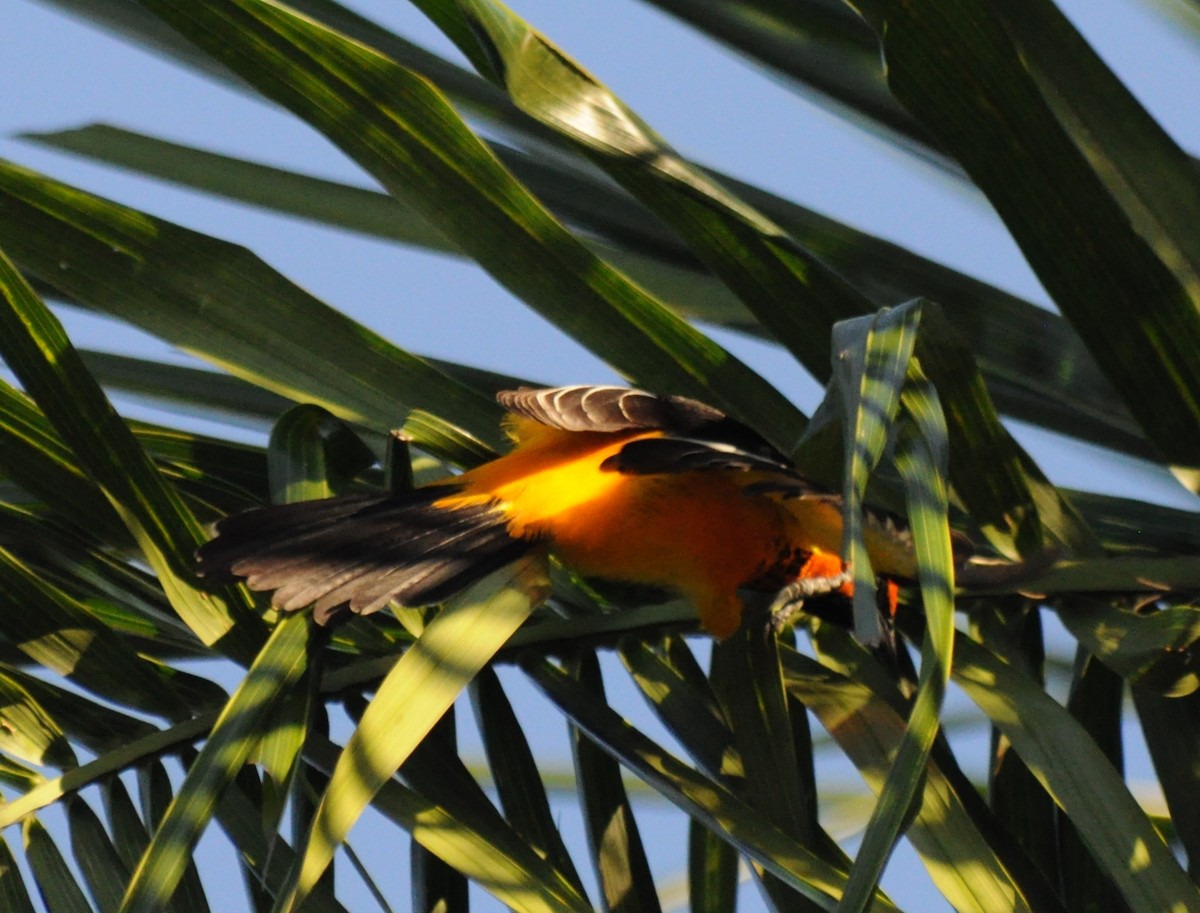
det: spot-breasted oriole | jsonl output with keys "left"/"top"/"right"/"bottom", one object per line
{"left": 196, "top": 385, "right": 935, "bottom": 638}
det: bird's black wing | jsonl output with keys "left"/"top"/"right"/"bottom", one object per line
{"left": 601, "top": 436, "right": 801, "bottom": 477}
{"left": 196, "top": 486, "right": 532, "bottom": 624}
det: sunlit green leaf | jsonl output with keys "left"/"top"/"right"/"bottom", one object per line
{"left": 0, "top": 716, "right": 215, "bottom": 831}
{"left": 527, "top": 656, "right": 901, "bottom": 913}
{"left": 0, "top": 670, "right": 76, "bottom": 769}
{"left": 303, "top": 736, "right": 593, "bottom": 913}
{"left": 786, "top": 639, "right": 1045, "bottom": 913}
{"left": 283, "top": 559, "right": 543, "bottom": 910}
{"left": 119, "top": 616, "right": 311, "bottom": 913}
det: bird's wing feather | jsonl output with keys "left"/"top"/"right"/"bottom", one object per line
{"left": 497, "top": 385, "right": 790, "bottom": 463}
{"left": 496, "top": 385, "right": 721, "bottom": 433}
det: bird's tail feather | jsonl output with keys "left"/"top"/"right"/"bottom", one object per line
{"left": 196, "top": 487, "right": 532, "bottom": 623}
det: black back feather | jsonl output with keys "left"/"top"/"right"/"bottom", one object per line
{"left": 601, "top": 436, "right": 797, "bottom": 476}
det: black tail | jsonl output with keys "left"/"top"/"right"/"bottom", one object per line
{"left": 196, "top": 487, "right": 533, "bottom": 624}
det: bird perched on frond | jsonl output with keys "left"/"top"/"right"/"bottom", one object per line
{"left": 197, "top": 385, "right": 940, "bottom": 638}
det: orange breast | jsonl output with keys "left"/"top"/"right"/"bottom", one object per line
{"left": 434, "top": 421, "right": 796, "bottom": 637}
{"left": 430, "top": 417, "right": 909, "bottom": 638}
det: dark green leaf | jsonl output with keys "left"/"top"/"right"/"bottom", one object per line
{"left": 953, "top": 631, "right": 1199, "bottom": 913}
{"left": 79, "top": 349, "right": 291, "bottom": 430}
{"left": 0, "top": 377, "right": 128, "bottom": 544}
{"left": 1057, "top": 650, "right": 1129, "bottom": 913}
{"left": 971, "top": 603, "right": 1061, "bottom": 893}
{"left": 619, "top": 636, "right": 740, "bottom": 784}
{"left": 0, "top": 161, "right": 499, "bottom": 449}
{"left": 712, "top": 621, "right": 827, "bottom": 911}
{"left": 69, "top": 796, "right": 132, "bottom": 913}
{"left": 28, "top": 124, "right": 1152, "bottom": 461}
{"left": 267, "top": 405, "right": 376, "bottom": 506}
{"left": 470, "top": 667, "right": 586, "bottom": 895}
{"left": 688, "top": 816, "right": 739, "bottom": 913}
{"left": 0, "top": 546, "right": 197, "bottom": 721}
{"left": 0, "top": 241, "right": 266, "bottom": 661}
{"left": 418, "top": 0, "right": 870, "bottom": 430}
{"left": 23, "top": 817, "right": 96, "bottom": 913}
{"left": 1134, "top": 687, "right": 1200, "bottom": 879}
{"left": 852, "top": 0, "right": 1200, "bottom": 471}
{"left": 900, "top": 305, "right": 1093, "bottom": 558}
{"left": 101, "top": 778, "right": 150, "bottom": 877}
{"left": 1059, "top": 599, "right": 1200, "bottom": 696}
{"left": 0, "top": 835, "right": 37, "bottom": 913}
{"left": 0, "top": 505, "right": 222, "bottom": 673}
{"left": 567, "top": 650, "right": 661, "bottom": 913}
{"left": 209, "top": 766, "right": 346, "bottom": 913}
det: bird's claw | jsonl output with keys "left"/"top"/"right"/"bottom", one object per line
{"left": 768, "top": 569, "right": 853, "bottom": 633}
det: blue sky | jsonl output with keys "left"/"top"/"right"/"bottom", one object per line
{"left": 8, "top": 0, "right": 1200, "bottom": 508}
{"left": 4, "top": 1, "right": 1200, "bottom": 910}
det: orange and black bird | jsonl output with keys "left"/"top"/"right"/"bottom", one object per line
{"left": 196, "top": 385, "right": 924, "bottom": 638}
